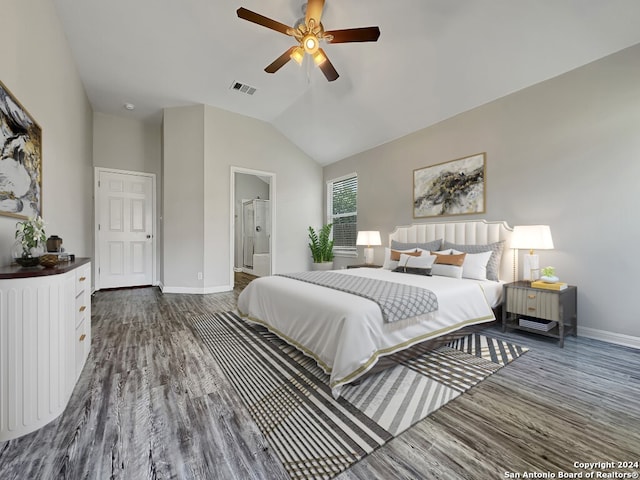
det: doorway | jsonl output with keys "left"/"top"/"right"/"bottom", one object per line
{"left": 94, "top": 167, "right": 156, "bottom": 290}
{"left": 230, "top": 167, "right": 275, "bottom": 287}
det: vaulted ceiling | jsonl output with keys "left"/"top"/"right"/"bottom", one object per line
{"left": 52, "top": 0, "right": 640, "bottom": 165}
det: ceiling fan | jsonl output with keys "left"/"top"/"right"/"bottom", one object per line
{"left": 237, "top": 0, "right": 380, "bottom": 82}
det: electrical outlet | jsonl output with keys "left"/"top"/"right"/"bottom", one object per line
{"left": 197, "top": 272, "right": 203, "bottom": 280}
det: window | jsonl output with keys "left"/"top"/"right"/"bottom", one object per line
{"left": 327, "top": 173, "right": 357, "bottom": 255}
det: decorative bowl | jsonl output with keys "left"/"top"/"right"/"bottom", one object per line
{"left": 16, "top": 256, "right": 41, "bottom": 267}
{"left": 540, "top": 275, "right": 559, "bottom": 283}
{"left": 39, "top": 254, "right": 59, "bottom": 268}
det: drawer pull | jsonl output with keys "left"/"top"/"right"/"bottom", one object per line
{"left": 528, "top": 294, "right": 536, "bottom": 299}
{"left": 79, "top": 276, "right": 87, "bottom": 282}
{"left": 79, "top": 305, "right": 86, "bottom": 312}
{"left": 79, "top": 334, "right": 86, "bottom": 342}
{"left": 527, "top": 307, "right": 537, "bottom": 312}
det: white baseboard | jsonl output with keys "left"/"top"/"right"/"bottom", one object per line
{"left": 161, "top": 284, "right": 233, "bottom": 294}
{"left": 579, "top": 326, "right": 640, "bottom": 349}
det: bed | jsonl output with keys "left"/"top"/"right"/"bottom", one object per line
{"left": 237, "top": 220, "right": 515, "bottom": 398}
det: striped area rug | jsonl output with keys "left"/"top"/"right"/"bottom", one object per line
{"left": 190, "top": 311, "right": 527, "bottom": 480}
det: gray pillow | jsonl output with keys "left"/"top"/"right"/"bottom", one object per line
{"left": 441, "top": 240, "right": 505, "bottom": 281}
{"left": 390, "top": 238, "right": 442, "bottom": 252}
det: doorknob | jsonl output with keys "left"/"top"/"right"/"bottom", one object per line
{"left": 146, "top": 234, "right": 151, "bottom": 239}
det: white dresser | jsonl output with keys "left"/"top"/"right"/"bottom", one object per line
{"left": 0, "top": 259, "right": 91, "bottom": 441}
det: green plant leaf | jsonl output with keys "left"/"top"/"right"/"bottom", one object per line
{"left": 541, "top": 266, "right": 555, "bottom": 277}
{"left": 308, "top": 224, "right": 333, "bottom": 263}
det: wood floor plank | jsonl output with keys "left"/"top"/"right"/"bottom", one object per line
{"left": 1, "top": 273, "right": 639, "bottom": 479}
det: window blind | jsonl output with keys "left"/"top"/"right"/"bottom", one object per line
{"left": 327, "top": 174, "right": 357, "bottom": 252}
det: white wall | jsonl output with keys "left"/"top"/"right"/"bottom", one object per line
{"left": 324, "top": 43, "right": 640, "bottom": 344}
{"left": 162, "top": 104, "right": 323, "bottom": 292}
{"left": 0, "top": 1, "right": 93, "bottom": 262}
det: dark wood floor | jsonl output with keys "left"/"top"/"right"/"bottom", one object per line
{"left": 1, "top": 273, "right": 639, "bottom": 479}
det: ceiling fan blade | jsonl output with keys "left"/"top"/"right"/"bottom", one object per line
{"left": 265, "top": 47, "right": 297, "bottom": 73}
{"left": 305, "top": 0, "right": 325, "bottom": 25}
{"left": 237, "top": 7, "right": 292, "bottom": 36}
{"left": 325, "top": 26, "right": 381, "bottom": 43}
{"left": 316, "top": 49, "right": 339, "bottom": 82}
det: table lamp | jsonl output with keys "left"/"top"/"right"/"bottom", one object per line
{"left": 356, "top": 231, "right": 382, "bottom": 265}
{"left": 511, "top": 225, "right": 554, "bottom": 280}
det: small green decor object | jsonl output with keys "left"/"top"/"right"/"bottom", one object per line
{"left": 540, "top": 266, "right": 559, "bottom": 283}
{"left": 14, "top": 216, "right": 46, "bottom": 265}
{"left": 308, "top": 224, "right": 334, "bottom": 263}
{"left": 541, "top": 266, "right": 555, "bottom": 277}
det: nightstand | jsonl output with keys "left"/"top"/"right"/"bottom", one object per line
{"left": 502, "top": 281, "right": 577, "bottom": 347}
{"left": 347, "top": 264, "right": 382, "bottom": 269}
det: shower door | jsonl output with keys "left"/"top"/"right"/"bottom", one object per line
{"left": 243, "top": 200, "right": 255, "bottom": 268}
{"left": 242, "top": 199, "right": 270, "bottom": 269}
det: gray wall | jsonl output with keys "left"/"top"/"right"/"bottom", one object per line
{"left": 93, "top": 112, "right": 161, "bottom": 175}
{"left": 324, "top": 44, "right": 640, "bottom": 342}
{"left": 0, "top": 1, "right": 93, "bottom": 262}
{"left": 93, "top": 112, "right": 162, "bottom": 283}
{"left": 163, "top": 105, "right": 206, "bottom": 291}
{"left": 162, "top": 104, "right": 323, "bottom": 292}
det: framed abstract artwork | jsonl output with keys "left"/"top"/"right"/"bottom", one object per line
{"left": 413, "top": 152, "right": 486, "bottom": 218}
{"left": 0, "top": 80, "right": 42, "bottom": 219}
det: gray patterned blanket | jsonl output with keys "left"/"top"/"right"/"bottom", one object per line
{"left": 278, "top": 271, "right": 438, "bottom": 323}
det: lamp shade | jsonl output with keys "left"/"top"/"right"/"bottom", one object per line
{"left": 511, "top": 225, "right": 554, "bottom": 251}
{"left": 356, "top": 231, "right": 382, "bottom": 247}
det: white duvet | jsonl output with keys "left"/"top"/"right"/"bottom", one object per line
{"left": 237, "top": 268, "right": 501, "bottom": 398}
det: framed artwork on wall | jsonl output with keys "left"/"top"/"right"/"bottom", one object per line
{"left": 413, "top": 152, "right": 485, "bottom": 218}
{"left": 0, "top": 80, "right": 42, "bottom": 220}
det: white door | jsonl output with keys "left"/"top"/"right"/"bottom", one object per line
{"left": 97, "top": 170, "right": 154, "bottom": 289}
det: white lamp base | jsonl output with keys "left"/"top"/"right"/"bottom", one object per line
{"left": 522, "top": 253, "right": 539, "bottom": 280}
{"left": 363, "top": 247, "right": 374, "bottom": 265}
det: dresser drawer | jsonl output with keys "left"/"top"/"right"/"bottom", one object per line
{"left": 75, "top": 292, "right": 89, "bottom": 328}
{"left": 506, "top": 287, "right": 560, "bottom": 321}
{"left": 75, "top": 265, "right": 90, "bottom": 296}
{"left": 75, "top": 319, "right": 90, "bottom": 379}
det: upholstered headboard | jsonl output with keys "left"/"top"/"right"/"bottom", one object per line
{"left": 389, "top": 220, "right": 515, "bottom": 282}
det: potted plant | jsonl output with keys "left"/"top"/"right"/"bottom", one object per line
{"left": 540, "top": 266, "right": 559, "bottom": 283}
{"left": 13, "top": 216, "right": 46, "bottom": 267}
{"left": 308, "top": 224, "right": 334, "bottom": 270}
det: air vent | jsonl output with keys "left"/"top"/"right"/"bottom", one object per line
{"left": 230, "top": 81, "right": 257, "bottom": 96}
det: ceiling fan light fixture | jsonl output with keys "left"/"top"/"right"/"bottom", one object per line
{"left": 312, "top": 50, "right": 326, "bottom": 66}
{"left": 303, "top": 34, "right": 319, "bottom": 54}
{"left": 290, "top": 46, "right": 305, "bottom": 65}
{"left": 237, "top": 1, "right": 380, "bottom": 82}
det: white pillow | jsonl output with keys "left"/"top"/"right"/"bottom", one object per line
{"left": 420, "top": 248, "right": 453, "bottom": 255}
{"left": 398, "top": 253, "right": 436, "bottom": 269}
{"left": 431, "top": 264, "right": 463, "bottom": 279}
{"left": 382, "top": 247, "right": 417, "bottom": 270}
{"left": 452, "top": 249, "right": 493, "bottom": 280}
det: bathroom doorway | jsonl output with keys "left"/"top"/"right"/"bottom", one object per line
{"left": 230, "top": 167, "right": 275, "bottom": 287}
{"left": 241, "top": 198, "right": 270, "bottom": 276}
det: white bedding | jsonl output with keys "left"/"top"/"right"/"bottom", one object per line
{"left": 237, "top": 268, "right": 501, "bottom": 398}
